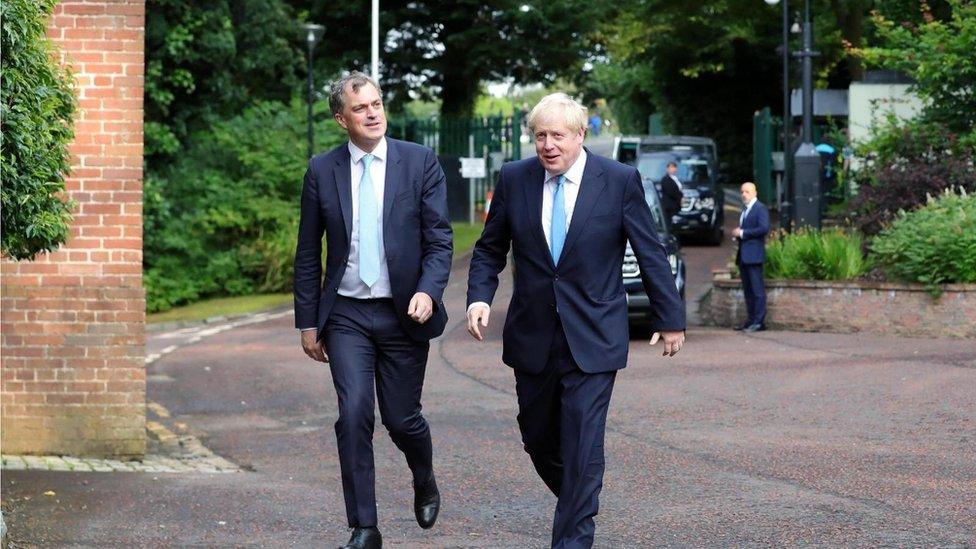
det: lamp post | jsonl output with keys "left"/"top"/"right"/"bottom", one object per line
{"left": 302, "top": 23, "right": 325, "bottom": 159}
{"left": 764, "top": 0, "right": 792, "bottom": 231}
{"left": 791, "top": 0, "right": 822, "bottom": 229}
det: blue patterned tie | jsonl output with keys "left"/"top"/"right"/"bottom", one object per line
{"left": 550, "top": 175, "right": 567, "bottom": 265}
{"left": 358, "top": 154, "right": 380, "bottom": 287}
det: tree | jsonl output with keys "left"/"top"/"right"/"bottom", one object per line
{"left": 1, "top": 0, "right": 76, "bottom": 260}
{"left": 144, "top": 0, "right": 302, "bottom": 164}
{"left": 854, "top": 0, "right": 976, "bottom": 140}
{"left": 292, "top": 0, "right": 602, "bottom": 117}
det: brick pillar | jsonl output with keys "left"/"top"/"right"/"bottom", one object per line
{"left": 0, "top": 1, "right": 146, "bottom": 458}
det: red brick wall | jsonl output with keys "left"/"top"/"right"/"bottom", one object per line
{"left": 700, "top": 274, "right": 976, "bottom": 339}
{"left": 0, "top": 0, "right": 146, "bottom": 457}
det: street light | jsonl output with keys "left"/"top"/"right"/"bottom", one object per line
{"left": 302, "top": 23, "right": 325, "bottom": 159}
{"left": 791, "top": 0, "right": 822, "bottom": 229}
{"left": 763, "top": 0, "right": 794, "bottom": 231}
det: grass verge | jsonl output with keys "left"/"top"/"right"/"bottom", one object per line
{"left": 148, "top": 222, "right": 484, "bottom": 324}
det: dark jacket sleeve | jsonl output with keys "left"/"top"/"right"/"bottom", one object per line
{"left": 624, "top": 170, "right": 686, "bottom": 332}
{"left": 293, "top": 161, "right": 323, "bottom": 329}
{"left": 466, "top": 168, "right": 511, "bottom": 307}
{"left": 414, "top": 148, "right": 453, "bottom": 304}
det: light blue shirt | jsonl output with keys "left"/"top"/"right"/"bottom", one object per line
{"left": 301, "top": 139, "right": 394, "bottom": 331}
{"left": 340, "top": 138, "right": 393, "bottom": 299}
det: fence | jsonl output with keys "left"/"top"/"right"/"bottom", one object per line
{"left": 390, "top": 113, "right": 524, "bottom": 222}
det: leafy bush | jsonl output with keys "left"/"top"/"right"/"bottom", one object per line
{"left": 1, "top": 0, "right": 76, "bottom": 260}
{"left": 856, "top": 0, "right": 976, "bottom": 141}
{"left": 846, "top": 119, "right": 976, "bottom": 237}
{"left": 765, "top": 228, "right": 869, "bottom": 280}
{"left": 144, "top": 99, "right": 344, "bottom": 312}
{"left": 870, "top": 189, "right": 976, "bottom": 293}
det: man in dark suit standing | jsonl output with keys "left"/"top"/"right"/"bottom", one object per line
{"left": 294, "top": 71, "right": 452, "bottom": 549}
{"left": 658, "top": 160, "right": 684, "bottom": 228}
{"left": 732, "top": 182, "right": 769, "bottom": 332}
{"left": 465, "top": 93, "right": 686, "bottom": 549}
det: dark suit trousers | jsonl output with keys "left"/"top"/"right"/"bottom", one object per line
{"left": 514, "top": 322, "right": 616, "bottom": 549}
{"left": 739, "top": 262, "right": 767, "bottom": 326}
{"left": 324, "top": 296, "right": 433, "bottom": 528}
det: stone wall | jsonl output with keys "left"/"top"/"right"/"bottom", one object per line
{"left": 700, "top": 272, "right": 976, "bottom": 339}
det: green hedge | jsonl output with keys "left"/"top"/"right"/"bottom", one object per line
{"left": 1, "top": 0, "right": 76, "bottom": 260}
{"left": 765, "top": 228, "right": 869, "bottom": 280}
{"left": 144, "top": 99, "right": 344, "bottom": 312}
{"left": 870, "top": 190, "right": 976, "bottom": 294}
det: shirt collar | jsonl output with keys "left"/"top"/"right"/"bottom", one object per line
{"left": 546, "top": 148, "right": 588, "bottom": 185}
{"left": 744, "top": 197, "right": 757, "bottom": 209}
{"left": 349, "top": 137, "right": 387, "bottom": 165}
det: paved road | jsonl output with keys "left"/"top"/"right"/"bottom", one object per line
{"left": 4, "top": 160, "right": 975, "bottom": 546}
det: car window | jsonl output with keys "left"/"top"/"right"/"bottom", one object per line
{"left": 640, "top": 181, "right": 667, "bottom": 232}
{"left": 617, "top": 143, "right": 639, "bottom": 166}
{"left": 637, "top": 154, "right": 713, "bottom": 183}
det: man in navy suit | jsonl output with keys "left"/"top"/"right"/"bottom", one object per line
{"left": 293, "top": 72, "right": 452, "bottom": 549}
{"left": 732, "top": 182, "right": 769, "bottom": 332}
{"left": 465, "top": 93, "right": 686, "bottom": 549}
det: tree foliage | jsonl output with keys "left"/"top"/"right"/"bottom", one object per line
{"left": 854, "top": 0, "right": 976, "bottom": 141}
{"left": 145, "top": 0, "right": 302, "bottom": 163}
{"left": 582, "top": 0, "right": 784, "bottom": 181}
{"left": 1, "top": 0, "right": 76, "bottom": 260}
{"left": 289, "top": 0, "right": 602, "bottom": 117}
{"left": 144, "top": 100, "right": 345, "bottom": 312}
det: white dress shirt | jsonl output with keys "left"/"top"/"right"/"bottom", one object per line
{"left": 468, "top": 150, "right": 588, "bottom": 314}
{"left": 541, "top": 149, "right": 587, "bottom": 248}
{"left": 301, "top": 139, "right": 393, "bottom": 330}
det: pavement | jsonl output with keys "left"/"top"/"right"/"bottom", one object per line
{"left": 3, "top": 173, "right": 976, "bottom": 547}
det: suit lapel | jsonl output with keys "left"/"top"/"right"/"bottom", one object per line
{"left": 523, "top": 159, "right": 555, "bottom": 270}
{"left": 558, "top": 151, "right": 606, "bottom": 265}
{"left": 333, "top": 146, "right": 353, "bottom": 242}
{"left": 382, "top": 138, "right": 402, "bottom": 232}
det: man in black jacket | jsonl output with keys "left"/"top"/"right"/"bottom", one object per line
{"left": 658, "top": 161, "right": 683, "bottom": 229}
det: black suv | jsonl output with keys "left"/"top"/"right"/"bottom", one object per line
{"left": 623, "top": 180, "right": 686, "bottom": 330}
{"left": 614, "top": 135, "right": 725, "bottom": 245}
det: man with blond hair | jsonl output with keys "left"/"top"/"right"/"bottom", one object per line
{"left": 465, "top": 93, "right": 686, "bottom": 548}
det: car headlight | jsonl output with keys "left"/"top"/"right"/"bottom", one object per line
{"left": 697, "top": 197, "right": 714, "bottom": 210}
{"left": 668, "top": 253, "right": 678, "bottom": 274}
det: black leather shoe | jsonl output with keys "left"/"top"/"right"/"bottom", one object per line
{"left": 414, "top": 476, "right": 440, "bottom": 529}
{"left": 743, "top": 323, "right": 767, "bottom": 333}
{"left": 341, "top": 526, "right": 381, "bottom": 549}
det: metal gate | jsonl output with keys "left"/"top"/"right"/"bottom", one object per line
{"left": 389, "top": 113, "right": 523, "bottom": 222}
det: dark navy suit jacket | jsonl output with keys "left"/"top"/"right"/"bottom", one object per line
{"left": 293, "top": 138, "right": 453, "bottom": 342}
{"left": 466, "top": 151, "right": 685, "bottom": 374}
{"left": 737, "top": 200, "right": 770, "bottom": 265}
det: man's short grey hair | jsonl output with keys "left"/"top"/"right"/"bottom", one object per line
{"left": 526, "top": 93, "right": 588, "bottom": 134}
{"left": 329, "top": 71, "right": 382, "bottom": 116}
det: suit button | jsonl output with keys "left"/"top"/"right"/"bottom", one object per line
{"left": 554, "top": 275, "right": 560, "bottom": 281}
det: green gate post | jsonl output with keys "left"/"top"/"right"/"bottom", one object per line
{"left": 752, "top": 107, "right": 774, "bottom": 205}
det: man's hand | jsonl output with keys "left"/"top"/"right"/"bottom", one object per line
{"left": 650, "top": 330, "right": 685, "bottom": 357}
{"left": 466, "top": 305, "right": 490, "bottom": 341}
{"left": 408, "top": 292, "right": 434, "bottom": 324}
{"left": 301, "top": 330, "right": 329, "bottom": 363}
{"left": 732, "top": 228, "right": 744, "bottom": 238}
